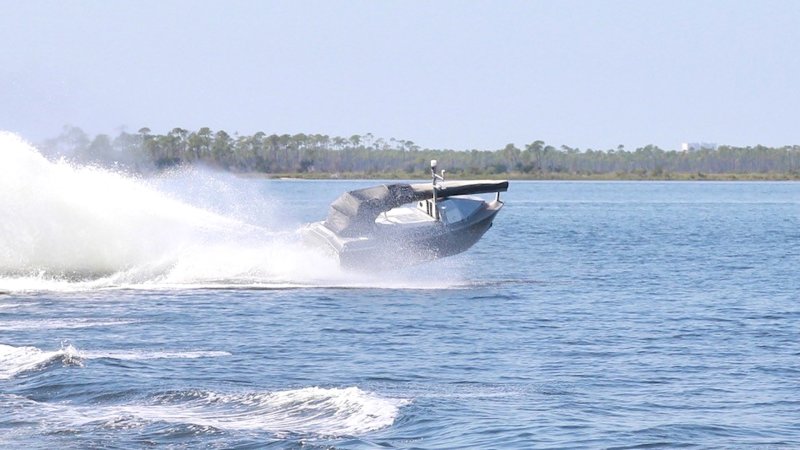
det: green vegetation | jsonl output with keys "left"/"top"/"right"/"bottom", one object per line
{"left": 40, "top": 126, "right": 800, "bottom": 180}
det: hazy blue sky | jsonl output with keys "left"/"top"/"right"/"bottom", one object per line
{"left": 2, "top": 0, "right": 799, "bottom": 151}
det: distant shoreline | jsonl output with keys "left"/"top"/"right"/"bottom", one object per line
{"left": 239, "top": 171, "right": 800, "bottom": 181}
{"left": 38, "top": 127, "right": 800, "bottom": 181}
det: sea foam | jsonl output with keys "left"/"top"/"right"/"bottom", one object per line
{"left": 0, "top": 131, "right": 464, "bottom": 291}
{"left": 0, "top": 343, "right": 82, "bottom": 379}
{"left": 107, "top": 386, "right": 408, "bottom": 436}
{"left": 0, "top": 383, "right": 407, "bottom": 437}
{"left": 0, "top": 132, "right": 348, "bottom": 289}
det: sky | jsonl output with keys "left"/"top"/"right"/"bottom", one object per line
{"left": 2, "top": 0, "right": 799, "bottom": 151}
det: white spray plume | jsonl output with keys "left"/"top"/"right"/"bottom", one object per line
{"left": 0, "top": 131, "right": 464, "bottom": 291}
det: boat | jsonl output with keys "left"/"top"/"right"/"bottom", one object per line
{"left": 303, "top": 160, "right": 508, "bottom": 269}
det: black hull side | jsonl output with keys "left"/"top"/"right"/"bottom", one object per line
{"left": 336, "top": 201, "right": 502, "bottom": 270}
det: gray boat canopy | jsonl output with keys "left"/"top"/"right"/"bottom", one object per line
{"left": 323, "top": 180, "right": 509, "bottom": 237}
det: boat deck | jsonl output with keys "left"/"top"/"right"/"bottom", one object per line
{"left": 375, "top": 206, "right": 435, "bottom": 227}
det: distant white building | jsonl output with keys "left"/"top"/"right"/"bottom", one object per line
{"left": 681, "top": 142, "right": 718, "bottom": 152}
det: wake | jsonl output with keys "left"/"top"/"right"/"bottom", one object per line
{"left": 0, "top": 343, "right": 82, "bottom": 380}
{"left": 0, "top": 385, "right": 407, "bottom": 438}
{"left": 0, "top": 342, "right": 404, "bottom": 437}
{"left": 0, "top": 132, "right": 463, "bottom": 291}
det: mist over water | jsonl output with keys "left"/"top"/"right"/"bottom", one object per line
{"left": 0, "top": 132, "right": 463, "bottom": 292}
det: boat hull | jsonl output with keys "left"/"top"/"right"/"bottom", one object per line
{"left": 303, "top": 200, "right": 503, "bottom": 270}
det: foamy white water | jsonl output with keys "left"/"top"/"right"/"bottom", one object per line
{"left": 0, "top": 132, "right": 464, "bottom": 292}
{"left": 0, "top": 386, "right": 406, "bottom": 437}
{"left": 0, "top": 343, "right": 82, "bottom": 380}
{"left": 0, "top": 332, "right": 406, "bottom": 437}
{"left": 0, "top": 132, "right": 353, "bottom": 290}
{"left": 0, "top": 343, "right": 233, "bottom": 380}
{"left": 103, "top": 387, "right": 408, "bottom": 436}
{"left": 0, "top": 132, "right": 238, "bottom": 275}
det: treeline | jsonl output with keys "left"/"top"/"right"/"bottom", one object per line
{"left": 39, "top": 126, "right": 800, "bottom": 179}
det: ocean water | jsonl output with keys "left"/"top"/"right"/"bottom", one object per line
{"left": 1, "top": 132, "right": 799, "bottom": 448}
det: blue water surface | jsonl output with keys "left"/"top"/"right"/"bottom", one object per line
{"left": 1, "top": 181, "right": 799, "bottom": 448}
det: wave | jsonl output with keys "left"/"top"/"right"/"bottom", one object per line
{"left": 0, "top": 386, "right": 407, "bottom": 438}
{"left": 0, "top": 343, "right": 233, "bottom": 379}
{"left": 1, "top": 340, "right": 405, "bottom": 436}
{"left": 3, "top": 318, "right": 136, "bottom": 331}
{"left": 83, "top": 350, "right": 232, "bottom": 360}
{"left": 0, "top": 303, "right": 22, "bottom": 309}
{"left": 0, "top": 132, "right": 464, "bottom": 292}
{"left": 0, "top": 343, "right": 82, "bottom": 380}
{"left": 104, "top": 387, "right": 408, "bottom": 436}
